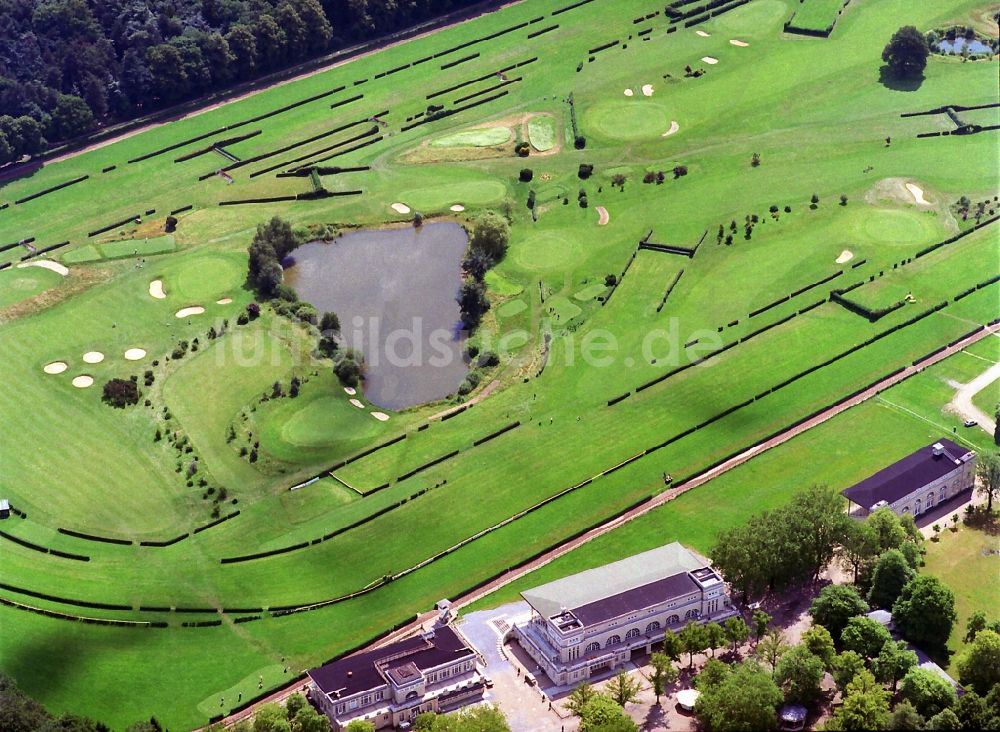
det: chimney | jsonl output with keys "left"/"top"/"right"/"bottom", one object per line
{"left": 347, "top": 671, "right": 353, "bottom": 678}
{"left": 932, "top": 442, "right": 944, "bottom": 457}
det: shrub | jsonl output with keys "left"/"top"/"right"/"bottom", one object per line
{"left": 526, "top": 190, "right": 536, "bottom": 209}
{"left": 784, "top": 205, "right": 792, "bottom": 213}
{"left": 643, "top": 172, "right": 657, "bottom": 184}
{"left": 333, "top": 348, "right": 365, "bottom": 387}
{"left": 578, "top": 163, "right": 594, "bottom": 179}
{"left": 574, "top": 135, "right": 586, "bottom": 149}
{"left": 477, "top": 351, "right": 499, "bottom": 368}
{"left": 515, "top": 142, "right": 530, "bottom": 157}
{"left": 246, "top": 302, "right": 261, "bottom": 319}
{"left": 102, "top": 378, "right": 141, "bottom": 408}
{"left": 604, "top": 274, "right": 618, "bottom": 287}
{"left": 165, "top": 215, "right": 178, "bottom": 233}
{"left": 611, "top": 173, "right": 626, "bottom": 188}
{"left": 579, "top": 195, "right": 588, "bottom": 208}
{"left": 457, "top": 370, "right": 481, "bottom": 395}
{"left": 519, "top": 168, "right": 533, "bottom": 182}
{"left": 840, "top": 194, "right": 849, "bottom": 206}
{"left": 750, "top": 152, "right": 761, "bottom": 167}
{"left": 673, "top": 165, "right": 688, "bottom": 178}
{"left": 273, "top": 284, "right": 298, "bottom": 302}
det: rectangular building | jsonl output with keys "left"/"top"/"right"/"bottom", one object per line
{"left": 513, "top": 542, "right": 736, "bottom": 686}
{"left": 307, "top": 627, "right": 484, "bottom": 730}
{"left": 841, "top": 439, "right": 977, "bottom": 518}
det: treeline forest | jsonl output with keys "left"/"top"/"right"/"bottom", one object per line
{"left": 0, "top": 0, "right": 482, "bottom": 162}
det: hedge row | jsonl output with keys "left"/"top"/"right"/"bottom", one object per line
{"left": 602, "top": 243, "right": 641, "bottom": 306}
{"left": 656, "top": 269, "right": 685, "bottom": 313}
{"left": 0, "top": 236, "right": 34, "bottom": 254}
{"left": 0, "top": 581, "right": 131, "bottom": 611}
{"left": 330, "top": 93, "right": 364, "bottom": 110}
{"left": 22, "top": 240, "right": 69, "bottom": 260}
{"left": 739, "top": 311, "right": 797, "bottom": 344}
{"left": 276, "top": 165, "right": 370, "bottom": 178}
{"left": 453, "top": 76, "right": 521, "bottom": 105}
{"left": 527, "top": 24, "right": 559, "bottom": 38}
{"left": 954, "top": 274, "right": 1000, "bottom": 302}
{"left": 192, "top": 510, "right": 240, "bottom": 534}
{"left": 297, "top": 189, "right": 363, "bottom": 200}
{"left": 173, "top": 130, "right": 261, "bottom": 163}
{"left": 182, "top": 619, "right": 222, "bottom": 627}
{"left": 170, "top": 204, "right": 193, "bottom": 215}
{"left": 138, "top": 605, "right": 171, "bottom": 611}
{"left": 1, "top": 530, "right": 90, "bottom": 561}
{"left": 551, "top": 0, "right": 596, "bottom": 15}
{"left": 566, "top": 92, "right": 584, "bottom": 147}
{"left": 218, "top": 195, "right": 297, "bottom": 206}
{"left": 638, "top": 28, "right": 653, "bottom": 36}
{"left": 441, "top": 52, "right": 480, "bottom": 70}
{"left": 399, "top": 90, "right": 510, "bottom": 132}
{"left": 634, "top": 10, "right": 660, "bottom": 23}
{"left": 102, "top": 165, "right": 116, "bottom": 173}
{"left": 472, "top": 421, "right": 521, "bottom": 446}
{"left": 441, "top": 405, "right": 468, "bottom": 421}
{"left": 225, "top": 116, "right": 379, "bottom": 173}
{"left": 14, "top": 175, "right": 89, "bottom": 205}
{"left": 256, "top": 127, "right": 381, "bottom": 176}
{"left": 640, "top": 242, "right": 695, "bottom": 257}
{"left": 57, "top": 527, "right": 132, "bottom": 545}
{"left": 0, "top": 597, "right": 151, "bottom": 627}
{"left": 607, "top": 391, "right": 631, "bottom": 407}
{"left": 88, "top": 213, "right": 141, "bottom": 238}
{"left": 901, "top": 101, "right": 1000, "bottom": 118}
{"left": 588, "top": 39, "right": 620, "bottom": 54}
{"left": 0, "top": 262, "right": 10, "bottom": 271}
{"left": 396, "top": 449, "right": 460, "bottom": 483}
{"left": 915, "top": 215, "right": 998, "bottom": 258}
{"left": 139, "top": 533, "right": 189, "bottom": 547}
{"left": 830, "top": 290, "right": 907, "bottom": 322}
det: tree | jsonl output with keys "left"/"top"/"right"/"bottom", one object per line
{"left": 926, "top": 709, "right": 961, "bottom": 731}
{"left": 810, "top": 584, "right": 868, "bottom": 643}
{"left": 827, "top": 669, "right": 891, "bottom": 731}
{"left": 565, "top": 683, "right": 597, "bottom": 717}
{"left": 882, "top": 26, "right": 930, "bottom": 78}
{"left": 47, "top": 93, "right": 94, "bottom": 140}
{"left": 253, "top": 704, "right": 291, "bottom": 732}
{"left": 752, "top": 608, "right": 772, "bottom": 644}
{"left": 868, "top": 508, "right": 909, "bottom": 554}
{"left": 757, "top": 629, "right": 789, "bottom": 674}
{"left": 705, "top": 622, "right": 726, "bottom": 657}
{"left": 964, "top": 611, "right": 988, "bottom": 643}
{"left": 333, "top": 348, "right": 364, "bottom": 388}
{"left": 888, "top": 701, "right": 925, "bottom": 731}
{"left": 579, "top": 696, "right": 637, "bottom": 732}
{"left": 774, "top": 645, "right": 825, "bottom": 705}
{"left": 102, "top": 378, "right": 140, "bottom": 408}
{"left": 606, "top": 670, "right": 643, "bottom": 707}
{"left": 868, "top": 549, "right": 915, "bottom": 609}
{"left": 723, "top": 616, "right": 750, "bottom": 653}
{"left": 695, "top": 658, "right": 731, "bottom": 691}
{"left": 469, "top": 211, "right": 510, "bottom": 264}
{"left": 840, "top": 519, "right": 878, "bottom": 585}
{"left": 680, "top": 621, "right": 709, "bottom": 668}
{"left": 900, "top": 667, "right": 957, "bottom": 718}
{"left": 832, "top": 651, "right": 867, "bottom": 693}
{"left": 956, "top": 629, "right": 1000, "bottom": 694}
{"left": 784, "top": 485, "right": 850, "bottom": 581}
{"left": 874, "top": 640, "right": 917, "bottom": 692}
{"left": 801, "top": 625, "right": 837, "bottom": 669}
{"left": 694, "top": 661, "right": 782, "bottom": 732}
{"left": 320, "top": 311, "right": 341, "bottom": 334}
{"left": 841, "top": 617, "right": 893, "bottom": 661}
{"left": 457, "top": 278, "right": 490, "bottom": 329}
{"left": 343, "top": 722, "right": 375, "bottom": 732}
{"left": 892, "top": 576, "right": 957, "bottom": 651}
{"left": 649, "top": 652, "right": 677, "bottom": 704}
{"left": 660, "top": 628, "right": 683, "bottom": 662}
{"left": 953, "top": 691, "right": 993, "bottom": 730}
{"left": 976, "top": 451, "right": 1000, "bottom": 512}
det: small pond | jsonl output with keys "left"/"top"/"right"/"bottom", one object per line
{"left": 936, "top": 37, "right": 994, "bottom": 54}
{"left": 284, "top": 222, "right": 470, "bottom": 410}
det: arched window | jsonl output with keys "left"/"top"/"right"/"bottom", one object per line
{"left": 606, "top": 635, "right": 621, "bottom": 647}
{"left": 915, "top": 498, "right": 922, "bottom": 514}
{"left": 685, "top": 609, "right": 700, "bottom": 620}
{"left": 586, "top": 642, "right": 600, "bottom": 653}
{"left": 927, "top": 491, "right": 935, "bottom": 508}
{"left": 902, "top": 506, "right": 910, "bottom": 513}
{"left": 666, "top": 615, "right": 680, "bottom": 626}
{"left": 626, "top": 628, "right": 640, "bottom": 640}
{"left": 941, "top": 485, "right": 948, "bottom": 499}
{"left": 646, "top": 621, "right": 661, "bottom": 633}
{"left": 406, "top": 691, "right": 419, "bottom": 700}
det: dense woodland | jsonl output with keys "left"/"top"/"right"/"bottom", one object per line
{"left": 0, "top": 0, "right": 481, "bottom": 162}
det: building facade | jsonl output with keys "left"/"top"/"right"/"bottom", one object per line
{"left": 842, "top": 439, "right": 977, "bottom": 518}
{"left": 513, "top": 543, "right": 736, "bottom": 686}
{"left": 307, "top": 627, "right": 484, "bottom": 730}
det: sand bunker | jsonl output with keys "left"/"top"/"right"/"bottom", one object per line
{"left": 730, "top": 39, "right": 749, "bottom": 47}
{"left": 641, "top": 84, "right": 654, "bottom": 97}
{"left": 662, "top": 121, "right": 680, "bottom": 137}
{"left": 702, "top": 56, "right": 719, "bottom": 65}
{"left": 450, "top": 204, "right": 465, "bottom": 212}
{"left": 216, "top": 297, "right": 233, "bottom": 305}
{"left": 349, "top": 398, "right": 364, "bottom": 409}
{"left": 149, "top": 280, "right": 166, "bottom": 299}
{"left": 623, "top": 88, "right": 634, "bottom": 97}
{"left": 343, "top": 386, "right": 357, "bottom": 396}
{"left": 836, "top": 250, "right": 854, "bottom": 264}
{"left": 124, "top": 348, "right": 147, "bottom": 361}
{"left": 596, "top": 206, "right": 610, "bottom": 226}
{"left": 72, "top": 375, "right": 94, "bottom": 388}
{"left": 175, "top": 306, "right": 205, "bottom": 318}
{"left": 696, "top": 30, "right": 710, "bottom": 37}
{"left": 18, "top": 260, "right": 69, "bottom": 276}
{"left": 391, "top": 202, "right": 411, "bottom": 214}
{"left": 905, "top": 183, "right": 931, "bottom": 206}
{"left": 371, "top": 412, "right": 390, "bottom": 422}
{"left": 43, "top": 361, "right": 68, "bottom": 375}
{"left": 83, "top": 351, "right": 105, "bottom": 364}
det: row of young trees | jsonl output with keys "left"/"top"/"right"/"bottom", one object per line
{"left": 0, "top": 0, "right": 484, "bottom": 151}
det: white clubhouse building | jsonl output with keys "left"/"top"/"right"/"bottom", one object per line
{"left": 513, "top": 542, "right": 736, "bottom": 685}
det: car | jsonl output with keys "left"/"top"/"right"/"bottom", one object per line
{"left": 964, "top": 419, "right": 978, "bottom": 427}
{"left": 483, "top": 676, "right": 494, "bottom": 688}
{"left": 524, "top": 672, "right": 536, "bottom": 686}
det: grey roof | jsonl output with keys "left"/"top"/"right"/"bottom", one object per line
{"left": 572, "top": 572, "right": 700, "bottom": 626}
{"left": 842, "top": 439, "right": 974, "bottom": 509}
{"left": 521, "top": 543, "right": 710, "bottom": 619}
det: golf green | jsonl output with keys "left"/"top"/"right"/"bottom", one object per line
{"left": 512, "top": 232, "right": 585, "bottom": 271}
{"left": 169, "top": 254, "right": 245, "bottom": 301}
{"left": 584, "top": 100, "right": 672, "bottom": 141}
{"left": 497, "top": 299, "right": 528, "bottom": 318}
{"left": 856, "top": 208, "right": 939, "bottom": 245}
{"left": 0, "top": 267, "right": 63, "bottom": 309}
{"left": 528, "top": 115, "right": 557, "bottom": 151}
{"left": 430, "top": 127, "right": 512, "bottom": 147}
{"left": 397, "top": 180, "right": 507, "bottom": 211}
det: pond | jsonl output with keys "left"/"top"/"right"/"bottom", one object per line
{"left": 284, "top": 222, "right": 470, "bottom": 410}
{"left": 936, "top": 38, "right": 994, "bottom": 55}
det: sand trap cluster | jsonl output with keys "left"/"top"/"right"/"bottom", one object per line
{"left": 18, "top": 260, "right": 69, "bottom": 276}
{"left": 216, "top": 297, "right": 233, "bottom": 305}
{"left": 641, "top": 84, "right": 654, "bottom": 97}
{"left": 836, "top": 250, "right": 854, "bottom": 264}
{"left": 391, "top": 202, "right": 411, "bottom": 214}
{"left": 730, "top": 39, "right": 749, "bottom": 47}
{"left": 371, "top": 412, "right": 390, "bottom": 422}
{"left": 450, "top": 204, "right": 466, "bottom": 212}
{"left": 43, "top": 361, "right": 68, "bottom": 375}
{"left": 696, "top": 30, "right": 710, "bottom": 37}
{"left": 905, "top": 183, "right": 930, "bottom": 206}
{"left": 83, "top": 351, "right": 105, "bottom": 364}
{"left": 349, "top": 398, "right": 364, "bottom": 409}
{"left": 623, "top": 88, "right": 634, "bottom": 97}
{"left": 702, "top": 56, "right": 719, "bottom": 65}
{"left": 124, "top": 348, "right": 147, "bottom": 361}
{"left": 662, "top": 121, "right": 680, "bottom": 137}
{"left": 175, "top": 306, "right": 205, "bottom": 318}
{"left": 149, "top": 280, "right": 166, "bottom": 299}
{"left": 72, "top": 375, "right": 94, "bottom": 388}
{"left": 596, "top": 206, "right": 610, "bottom": 226}
{"left": 343, "top": 387, "right": 357, "bottom": 396}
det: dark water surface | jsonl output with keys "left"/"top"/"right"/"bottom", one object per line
{"left": 284, "top": 222, "right": 470, "bottom": 410}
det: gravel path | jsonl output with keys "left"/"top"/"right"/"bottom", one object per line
{"left": 947, "top": 351, "right": 1000, "bottom": 434}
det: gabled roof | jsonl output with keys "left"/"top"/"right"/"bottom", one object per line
{"left": 841, "top": 439, "right": 975, "bottom": 510}
{"left": 520, "top": 542, "right": 710, "bottom": 620}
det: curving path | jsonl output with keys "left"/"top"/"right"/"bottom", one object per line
{"left": 211, "top": 320, "right": 1000, "bottom": 728}
{"left": 947, "top": 351, "right": 1000, "bottom": 435}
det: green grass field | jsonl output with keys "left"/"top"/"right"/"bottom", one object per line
{"left": 789, "top": 0, "right": 848, "bottom": 32}
{"left": 0, "top": 0, "right": 997, "bottom": 726}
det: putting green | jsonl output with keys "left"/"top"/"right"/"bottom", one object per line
{"left": 276, "top": 395, "right": 380, "bottom": 448}
{"left": 169, "top": 254, "right": 245, "bottom": 301}
{"left": 512, "top": 232, "right": 584, "bottom": 271}
{"left": 397, "top": 180, "right": 507, "bottom": 211}
{"left": 0, "top": 267, "right": 63, "bottom": 309}
{"left": 528, "top": 115, "right": 557, "bottom": 151}
{"left": 497, "top": 299, "right": 528, "bottom": 319}
{"left": 430, "top": 127, "right": 512, "bottom": 147}
{"left": 584, "top": 100, "right": 671, "bottom": 141}
{"left": 485, "top": 269, "right": 524, "bottom": 296}
{"left": 856, "top": 209, "right": 938, "bottom": 246}
{"left": 545, "top": 295, "right": 583, "bottom": 324}
{"left": 574, "top": 282, "right": 608, "bottom": 301}
{"left": 61, "top": 244, "right": 102, "bottom": 264}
